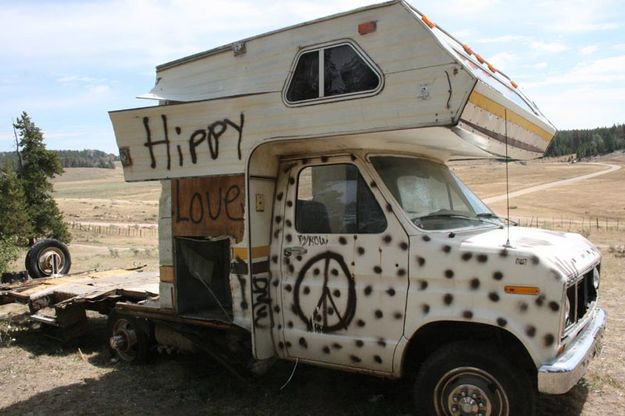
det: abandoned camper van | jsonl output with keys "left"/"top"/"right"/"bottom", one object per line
{"left": 109, "top": 1, "right": 605, "bottom": 414}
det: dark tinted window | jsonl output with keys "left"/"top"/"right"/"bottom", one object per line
{"left": 296, "top": 164, "right": 386, "bottom": 234}
{"left": 286, "top": 43, "right": 380, "bottom": 104}
{"left": 324, "top": 45, "right": 379, "bottom": 97}
{"left": 286, "top": 51, "right": 319, "bottom": 102}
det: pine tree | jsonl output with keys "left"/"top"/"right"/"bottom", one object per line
{"left": 0, "top": 164, "right": 31, "bottom": 272}
{"left": 13, "top": 112, "right": 71, "bottom": 244}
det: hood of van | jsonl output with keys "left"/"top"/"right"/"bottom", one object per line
{"left": 461, "top": 226, "right": 600, "bottom": 281}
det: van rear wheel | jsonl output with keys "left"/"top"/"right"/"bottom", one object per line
{"left": 414, "top": 341, "right": 534, "bottom": 416}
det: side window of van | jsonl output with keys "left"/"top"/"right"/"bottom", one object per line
{"left": 296, "top": 164, "right": 386, "bottom": 234}
{"left": 285, "top": 43, "right": 382, "bottom": 104}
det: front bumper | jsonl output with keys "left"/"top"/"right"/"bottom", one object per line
{"left": 537, "top": 308, "right": 606, "bottom": 394}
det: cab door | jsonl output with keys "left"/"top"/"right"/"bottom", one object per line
{"left": 273, "top": 156, "right": 409, "bottom": 372}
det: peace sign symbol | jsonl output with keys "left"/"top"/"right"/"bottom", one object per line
{"left": 293, "top": 251, "right": 357, "bottom": 333}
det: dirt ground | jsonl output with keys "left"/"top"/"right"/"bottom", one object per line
{"left": 1, "top": 154, "right": 625, "bottom": 415}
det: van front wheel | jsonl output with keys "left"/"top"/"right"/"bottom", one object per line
{"left": 414, "top": 341, "right": 534, "bottom": 416}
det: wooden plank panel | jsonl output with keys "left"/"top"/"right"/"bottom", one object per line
{"left": 171, "top": 175, "right": 245, "bottom": 241}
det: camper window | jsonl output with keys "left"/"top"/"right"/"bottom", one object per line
{"left": 285, "top": 42, "right": 381, "bottom": 104}
{"left": 295, "top": 164, "right": 386, "bottom": 234}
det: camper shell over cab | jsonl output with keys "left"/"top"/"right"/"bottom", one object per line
{"left": 109, "top": 1, "right": 605, "bottom": 415}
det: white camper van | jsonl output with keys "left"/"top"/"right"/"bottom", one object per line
{"left": 107, "top": 1, "right": 605, "bottom": 414}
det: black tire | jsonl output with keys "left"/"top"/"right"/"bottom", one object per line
{"left": 25, "top": 239, "right": 72, "bottom": 278}
{"left": 107, "top": 311, "right": 152, "bottom": 364}
{"left": 414, "top": 341, "right": 535, "bottom": 416}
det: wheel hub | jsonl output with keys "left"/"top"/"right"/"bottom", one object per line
{"left": 38, "top": 248, "right": 64, "bottom": 275}
{"left": 435, "top": 367, "right": 509, "bottom": 416}
{"left": 110, "top": 318, "right": 139, "bottom": 361}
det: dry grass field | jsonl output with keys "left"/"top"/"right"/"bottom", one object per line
{"left": 1, "top": 153, "right": 625, "bottom": 415}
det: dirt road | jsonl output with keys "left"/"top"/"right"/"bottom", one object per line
{"left": 483, "top": 162, "right": 621, "bottom": 204}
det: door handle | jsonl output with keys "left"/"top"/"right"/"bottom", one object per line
{"left": 284, "top": 246, "right": 308, "bottom": 257}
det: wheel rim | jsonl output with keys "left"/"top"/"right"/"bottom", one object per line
{"left": 37, "top": 247, "right": 65, "bottom": 275}
{"left": 111, "top": 318, "right": 139, "bottom": 362}
{"left": 434, "top": 366, "right": 509, "bottom": 416}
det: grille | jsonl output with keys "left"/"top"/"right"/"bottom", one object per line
{"left": 565, "top": 264, "right": 599, "bottom": 331}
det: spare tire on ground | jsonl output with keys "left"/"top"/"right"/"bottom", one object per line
{"left": 25, "top": 239, "right": 72, "bottom": 278}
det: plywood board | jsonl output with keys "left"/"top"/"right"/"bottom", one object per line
{"left": 171, "top": 175, "right": 245, "bottom": 241}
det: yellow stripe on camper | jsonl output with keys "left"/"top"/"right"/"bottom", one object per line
{"left": 468, "top": 91, "right": 553, "bottom": 142}
{"left": 232, "top": 245, "right": 271, "bottom": 261}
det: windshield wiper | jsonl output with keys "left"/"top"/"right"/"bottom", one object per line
{"left": 419, "top": 213, "right": 476, "bottom": 221}
{"left": 476, "top": 213, "right": 518, "bottom": 226}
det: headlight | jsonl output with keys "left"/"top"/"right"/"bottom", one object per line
{"left": 593, "top": 267, "right": 600, "bottom": 290}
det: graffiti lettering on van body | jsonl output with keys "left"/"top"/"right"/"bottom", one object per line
{"left": 297, "top": 235, "right": 329, "bottom": 247}
{"left": 143, "top": 113, "right": 244, "bottom": 170}
{"left": 251, "top": 275, "right": 271, "bottom": 328}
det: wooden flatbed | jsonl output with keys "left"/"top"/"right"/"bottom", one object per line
{"left": 0, "top": 268, "right": 159, "bottom": 337}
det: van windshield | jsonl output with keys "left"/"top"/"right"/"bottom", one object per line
{"left": 370, "top": 156, "right": 498, "bottom": 230}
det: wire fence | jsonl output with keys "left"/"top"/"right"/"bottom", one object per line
{"left": 67, "top": 221, "right": 158, "bottom": 238}
{"left": 513, "top": 216, "right": 623, "bottom": 232}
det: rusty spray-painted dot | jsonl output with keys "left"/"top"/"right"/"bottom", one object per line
{"left": 350, "top": 154, "right": 357, "bottom": 161}
{"left": 544, "top": 333, "right": 555, "bottom": 347}
{"left": 357, "top": 319, "right": 366, "bottom": 327}
{"left": 493, "top": 271, "right": 503, "bottom": 281}
{"left": 287, "top": 200, "right": 293, "bottom": 208}
{"left": 461, "top": 252, "right": 473, "bottom": 261}
{"left": 350, "top": 355, "right": 362, "bottom": 363}
{"left": 313, "top": 268, "right": 320, "bottom": 276}
{"left": 422, "top": 235, "right": 431, "bottom": 242}
{"left": 285, "top": 284, "right": 292, "bottom": 292}
{"left": 271, "top": 255, "right": 278, "bottom": 264}
{"left": 273, "top": 229, "right": 280, "bottom": 239}
{"left": 393, "top": 312, "right": 403, "bottom": 319}
{"left": 370, "top": 181, "right": 377, "bottom": 188}
{"left": 322, "top": 346, "right": 330, "bottom": 354}
{"left": 489, "top": 292, "right": 500, "bottom": 302}
{"left": 375, "top": 310, "right": 383, "bottom": 319}
{"left": 287, "top": 264, "right": 294, "bottom": 273}
{"left": 364, "top": 285, "right": 373, "bottom": 296}
{"left": 332, "top": 289, "right": 341, "bottom": 298}
{"left": 272, "top": 279, "right": 279, "bottom": 287}
{"left": 320, "top": 156, "right": 329, "bottom": 163}
{"left": 385, "top": 203, "right": 393, "bottom": 213}
{"left": 331, "top": 268, "right": 338, "bottom": 276}
{"left": 444, "top": 269, "right": 454, "bottom": 279}
{"left": 442, "top": 245, "right": 451, "bottom": 253}
{"left": 374, "top": 266, "right": 383, "bottom": 274}
{"left": 274, "top": 305, "right": 281, "bottom": 313}
{"left": 497, "top": 318, "right": 507, "bottom": 327}
{"left": 286, "top": 234, "right": 293, "bottom": 243}
{"left": 285, "top": 219, "right": 292, "bottom": 227}
{"left": 377, "top": 338, "right": 387, "bottom": 347}
{"left": 285, "top": 341, "right": 292, "bottom": 348}
{"left": 289, "top": 177, "right": 295, "bottom": 185}
{"left": 397, "top": 268, "right": 406, "bottom": 277}
{"left": 422, "top": 304, "right": 430, "bottom": 314}
{"left": 463, "top": 310, "right": 473, "bottom": 319}
{"left": 278, "top": 342, "right": 284, "bottom": 349}
{"left": 295, "top": 255, "right": 302, "bottom": 262}
{"left": 399, "top": 241, "right": 408, "bottom": 250}
{"left": 548, "top": 301, "right": 560, "bottom": 312}
{"left": 331, "top": 342, "right": 342, "bottom": 350}
{"left": 470, "top": 278, "right": 480, "bottom": 290}
{"left": 519, "top": 302, "right": 528, "bottom": 313}
{"left": 531, "top": 255, "right": 540, "bottom": 265}
{"left": 416, "top": 256, "right": 426, "bottom": 267}
{"left": 241, "top": 301, "right": 248, "bottom": 310}
{"left": 419, "top": 280, "right": 428, "bottom": 290}
{"left": 357, "top": 246, "right": 365, "bottom": 255}
{"left": 355, "top": 340, "right": 364, "bottom": 347}
{"left": 374, "top": 355, "right": 383, "bottom": 364}
{"left": 386, "top": 287, "right": 396, "bottom": 296}
{"left": 383, "top": 235, "right": 392, "bottom": 244}
{"left": 500, "top": 249, "right": 509, "bottom": 258}
{"left": 526, "top": 325, "right": 536, "bottom": 337}
{"left": 477, "top": 254, "right": 488, "bottom": 263}
{"left": 299, "top": 338, "right": 308, "bottom": 348}
{"left": 443, "top": 294, "right": 454, "bottom": 305}
{"left": 535, "top": 294, "right": 545, "bottom": 307}
{"left": 276, "top": 192, "right": 283, "bottom": 201}
{"left": 339, "top": 236, "right": 347, "bottom": 245}
{"left": 303, "top": 286, "right": 310, "bottom": 295}
{"left": 287, "top": 321, "right": 293, "bottom": 328}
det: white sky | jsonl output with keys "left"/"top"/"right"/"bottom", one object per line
{"left": 1, "top": 0, "right": 624, "bottom": 153}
